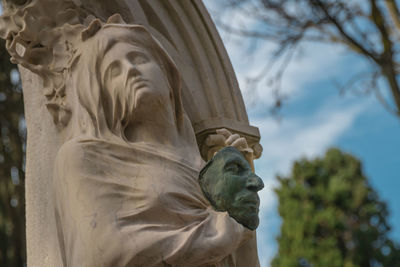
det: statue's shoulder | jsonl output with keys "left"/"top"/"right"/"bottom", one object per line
{"left": 57, "top": 137, "right": 84, "bottom": 158}
{"left": 55, "top": 137, "right": 115, "bottom": 171}
{"left": 54, "top": 138, "right": 114, "bottom": 186}
{"left": 54, "top": 137, "right": 95, "bottom": 172}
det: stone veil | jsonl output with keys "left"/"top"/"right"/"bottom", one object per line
{"left": 53, "top": 20, "right": 255, "bottom": 267}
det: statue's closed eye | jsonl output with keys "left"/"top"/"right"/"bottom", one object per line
{"left": 108, "top": 61, "right": 122, "bottom": 77}
{"left": 127, "top": 52, "right": 149, "bottom": 65}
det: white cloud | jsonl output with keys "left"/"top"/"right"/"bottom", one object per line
{"left": 253, "top": 101, "right": 368, "bottom": 265}
{"left": 256, "top": 103, "right": 367, "bottom": 180}
{"left": 231, "top": 41, "right": 360, "bottom": 110}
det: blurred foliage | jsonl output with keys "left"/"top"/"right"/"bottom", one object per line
{"left": 0, "top": 37, "right": 26, "bottom": 266}
{"left": 272, "top": 148, "right": 400, "bottom": 267}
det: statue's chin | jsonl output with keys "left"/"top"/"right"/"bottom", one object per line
{"left": 234, "top": 213, "right": 259, "bottom": 231}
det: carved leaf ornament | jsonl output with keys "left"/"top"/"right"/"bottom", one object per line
{"left": 0, "top": 0, "right": 143, "bottom": 127}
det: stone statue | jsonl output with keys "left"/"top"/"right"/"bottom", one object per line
{"left": 0, "top": 1, "right": 263, "bottom": 266}
{"left": 51, "top": 18, "right": 261, "bottom": 266}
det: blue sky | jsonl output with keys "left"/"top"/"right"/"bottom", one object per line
{"left": 204, "top": 1, "right": 400, "bottom": 266}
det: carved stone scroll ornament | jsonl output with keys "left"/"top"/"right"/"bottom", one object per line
{"left": 0, "top": 1, "right": 261, "bottom": 266}
{"left": 0, "top": 0, "right": 99, "bottom": 128}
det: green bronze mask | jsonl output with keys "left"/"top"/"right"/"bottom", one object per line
{"left": 199, "top": 146, "right": 264, "bottom": 230}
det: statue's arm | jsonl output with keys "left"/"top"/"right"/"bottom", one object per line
{"left": 52, "top": 140, "right": 253, "bottom": 266}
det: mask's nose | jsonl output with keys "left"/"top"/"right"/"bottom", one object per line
{"left": 246, "top": 173, "right": 264, "bottom": 192}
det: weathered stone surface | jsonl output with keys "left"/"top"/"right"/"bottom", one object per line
{"left": 0, "top": 1, "right": 262, "bottom": 266}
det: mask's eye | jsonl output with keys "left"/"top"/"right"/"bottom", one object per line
{"left": 127, "top": 52, "right": 149, "bottom": 65}
{"left": 225, "top": 163, "right": 240, "bottom": 173}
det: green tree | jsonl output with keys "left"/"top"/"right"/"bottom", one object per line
{"left": 272, "top": 148, "right": 400, "bottom": 267}
{"left": 0, "top": 37, "right": 26, "bottom": 266}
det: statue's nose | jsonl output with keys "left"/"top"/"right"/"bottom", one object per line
{"left": 246, "top": 173, "right": 264, "bottom": 192}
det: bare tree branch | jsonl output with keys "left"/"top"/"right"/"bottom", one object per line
{"left": 312, "top": 0, "right": 379, "bottom": 62}
{"left": 213, "top": 0, "right": 400, "bottom": 118}
{"left": 385, "top": 0, "right": 400, "bottom": 33}
{"left": 370, "top": 0, "right": 400, "bottom": 115}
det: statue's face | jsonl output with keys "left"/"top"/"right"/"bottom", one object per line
{"left": 200, "top": 147, "right": 264, "bottom": 230}
{"left": 101, "top": 41, "right": 172, "bottom": 117}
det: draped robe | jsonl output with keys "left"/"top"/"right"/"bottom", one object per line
{"left": 54, "top": 137, "right": 258, "bottom": 267}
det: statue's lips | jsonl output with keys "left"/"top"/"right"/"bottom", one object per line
{"left": 237, "top": 193, "right": 260, "bottom": 212}
{"left": 131, "top": 77, "right": 148, "bottom": 90}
